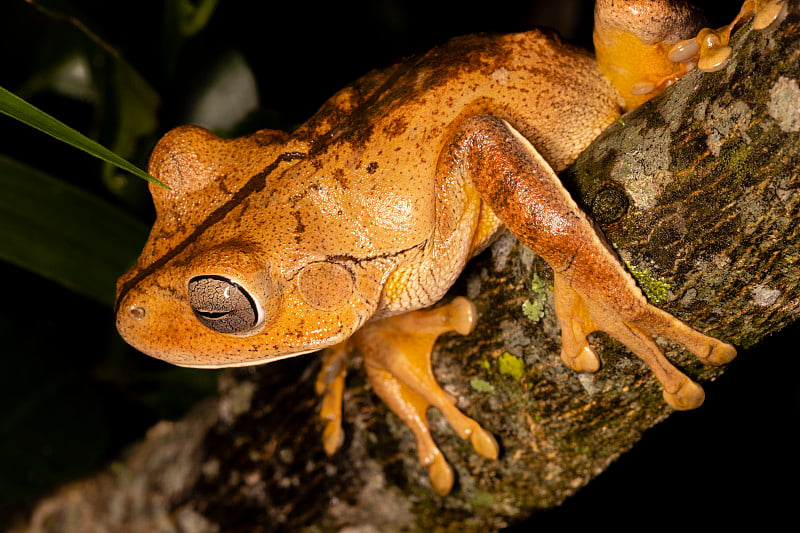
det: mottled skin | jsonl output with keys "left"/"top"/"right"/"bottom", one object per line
{"left": 116, "top": 0, "right": 783, "bottom": 495}
{"left": 116, "top": 30, "right": 620, "bottom": 364}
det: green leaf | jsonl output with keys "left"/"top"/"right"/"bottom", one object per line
{"left": 0, "top": 155, "right": 149, "bottom": 305}
{"left": 0, "top": 86, "right": 164, "bottom": 187}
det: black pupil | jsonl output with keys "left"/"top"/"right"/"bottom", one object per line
{"left": 198, "top": 311, "right": 229, "bottom": 318}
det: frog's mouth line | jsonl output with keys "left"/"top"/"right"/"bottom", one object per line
{"left": 172, "top": 347, "right": 321, "bottom": 369}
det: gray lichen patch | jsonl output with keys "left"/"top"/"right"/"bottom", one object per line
{"left": 218, "top": 380, "right": 256, "bottom": 422}
{"left": 658, "top": 72, "right": 695, "bottom": 132}
{"left": 705, "top": 100, "right": 754, "bottom": 156}
{"left": 768, "top": 76, "right": 800, "bottom": 132}
{"left": 501, "top": 318, "right": 533, "bottom": 353}
{"left": 610, "top": 124, "right": 673, "bottom": 209}
{"left": 576, "top": 373, "right": 601, "bottom": 398}
{"left": 491, "top": 231, "right": 517, "bottom": 272}
{"left": 311, "top": 457, "right": 415, "bottom": 533}
{"left": 751, "top": 284, "right": 782, "bottom": 306}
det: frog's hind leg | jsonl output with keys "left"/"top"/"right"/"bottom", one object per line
{"left": 353, "top": 297, "right": 499, "bottom": 496}
{"left": 554, "top": 271, "right": 698, "bottom": 409}
{"left": 621, "top": 299, "right": 737, "bottom": 368}
{"left": 596, "top": 295, "right": 736, "bottom": 410}
{"left": 555, "top": 272, "right": 735, "bottom": 410}
{"left": 454, "top": 114, "right": 736, "bottom": 412}
{"left": 553, "top": 261, "right": 737, "bottom": 410}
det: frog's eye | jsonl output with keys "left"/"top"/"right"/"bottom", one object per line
{"left": 188, "top": 275, "right": 260, "bottom": 334}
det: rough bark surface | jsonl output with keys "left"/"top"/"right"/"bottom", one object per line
{"left": 14, "top": 4, "right": 800, "bottom": 532}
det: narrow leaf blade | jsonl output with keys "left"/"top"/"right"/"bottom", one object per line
{"left": 0, "top": 86, "right": 164, "bottom": 187}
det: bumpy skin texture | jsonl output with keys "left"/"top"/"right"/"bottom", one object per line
{"left": 116, "top": 30, "right": 621, "bottom": 366}
{"left": 115, "top": 0, "right": 783, "bottom": 496}
{"left": 594, "top": 0, "right": 705, "bottom": 44}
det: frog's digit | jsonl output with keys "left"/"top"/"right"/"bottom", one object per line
{"left": 594, "top": 0, "right": 787, "bottom": 110}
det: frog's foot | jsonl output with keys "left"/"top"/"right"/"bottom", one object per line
{"left": 553, "top": 272, "right": 736, "bottom": 411}
{"left": 353, "top": 297, "right": 498, "bottom": 495}
{"left": 315, "top": 341, "right": 351, "bottom": 455}
{"left": 554, "top": 276, "right": 601, "bottom": 374}
{"left": 669, "top": 0, "right": 788, "bottom": 73}
{"left": 593, "top": 0, "right": 704, "bottom": 110}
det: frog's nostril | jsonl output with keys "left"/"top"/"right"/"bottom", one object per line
{"left": 129, "top": 306, "right": 146, "bottom": 320}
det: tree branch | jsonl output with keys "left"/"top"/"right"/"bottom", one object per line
{"left": 15, "top": 3, "right": 800, "bottom": 532}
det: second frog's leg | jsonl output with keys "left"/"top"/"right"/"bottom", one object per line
{"left": 667, "top": 0, "right": 788, "bottom": 71}
{"left": 593, "top": 0, "right": 787, "bottom": 110}
{"left": 352, "top": 297, "right": 499, "bottom": 496}
{"left": 447, "top": 115, "right": 736, "bottom": 411}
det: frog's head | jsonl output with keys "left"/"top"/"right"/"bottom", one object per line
{"left": 115, "top": 126, "right": 396, "bottom": 368}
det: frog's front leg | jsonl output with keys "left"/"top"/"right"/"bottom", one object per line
{"left": 315, "top": 341, "right": 351, "bottom": 455}
{"left": 315, "top": 298, "right": 497, "bottom": 495}
{"left": 355, "top": 297, "right": 498, "bottom": 495}
{"left": 448, "top": 115, "right": 736, "bottom": 410}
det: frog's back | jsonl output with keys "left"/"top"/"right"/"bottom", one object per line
{"left": 281, "top": 29, "right": 625, "bottom": 316}
{"left": 297, "top": 29, "right": 623, "bottom": 172}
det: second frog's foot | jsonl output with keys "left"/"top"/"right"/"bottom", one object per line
{"left": 669, "top": 0, "right": 788, "bottom": 72}
{"left": 352, "top": 297, "right": 498, "bottom": 495}
{"left": 594, "top": 0, "right": 788, "bottom": 109}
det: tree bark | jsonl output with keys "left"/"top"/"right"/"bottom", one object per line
{"left": 14, "top": 4, "right": 800, "bottom": 532}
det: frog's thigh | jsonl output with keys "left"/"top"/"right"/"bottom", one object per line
{"left": 353, "top": 297, "right": 498, "bottom": 495}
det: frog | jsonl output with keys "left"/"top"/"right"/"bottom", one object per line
{"left": 115, "top": 0, "right": 786, "bottom": 495}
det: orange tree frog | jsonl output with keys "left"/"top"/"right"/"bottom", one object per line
{"left": 115, "top": 0, "right": 785, "bottom": 495}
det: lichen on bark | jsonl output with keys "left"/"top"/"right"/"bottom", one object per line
{"left": 14, "top": 3, "right": 800, "bottom": 532}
